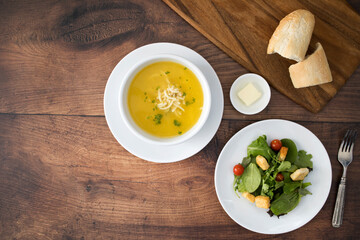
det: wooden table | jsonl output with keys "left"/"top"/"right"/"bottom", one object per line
{"left": 0, "top": 1, "right": 359, "bottom": 239}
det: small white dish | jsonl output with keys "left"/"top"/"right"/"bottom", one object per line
{"left": 104, "top": 43, "right": 224, "bottom": 163}
{"left": 230, "top": 73, "right": 271, "bottom": 115}
{"left": 119, "top": 54, "right": 211, "bottom": 146}
{"left": 214, "top": 119, "right": 332, "bottom": 234}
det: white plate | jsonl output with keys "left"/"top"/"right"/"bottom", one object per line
{"left": 214, "top": 119, "right": 332, "bottom": 234}
{"left": 104, "top": 43, "right": 224, "bottom": 163}
{"left": 230, "top": 73, "right": 271, "bottom": 115}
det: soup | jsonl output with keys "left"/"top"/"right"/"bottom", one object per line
{"left": 127, "top": 61, "right": 204, "bottom": 138}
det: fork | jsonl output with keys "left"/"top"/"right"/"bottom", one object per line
{"left": 332, "top": 129, "right": 357, "bottom": 228}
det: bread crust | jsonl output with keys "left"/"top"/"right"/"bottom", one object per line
{"left": 289, "top": 42, "right": 333, "bottom": 88}
{"left": 267, "top": 9, "right": 315, "bottom": 62}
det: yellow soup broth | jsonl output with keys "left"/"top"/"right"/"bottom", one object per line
{"left": 127, "top": 61, "right": 204, "bottom": 138}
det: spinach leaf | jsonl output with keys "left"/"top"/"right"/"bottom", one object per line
{"left": 274, "top": 181, "right": 284, "bottom": 190}
{"left": 270, "top": 191, "right": 301, "bottom": 216}
{"left": 242, "top": 163, "right": 261, "bottom": 193}
{"left": 286, "top": 164, "right": 298, "bottom": 172}
{"left": 247, "top": 135, "right": 275, "bottom": 160}
{"left": 278, "top": 161, "right": 291, "bottom": 172}
{"left": 282, "top": 172, "right": 292, "bottom": 183}
{"left": 299, "top": 187, "right": 312, "bottom": 197}
{"left": 241, "top": 157, "right": 252, "bottom": 168}
{"left": 281, "top": 139, "right": 298, "bottom": 163}
{"left": 294, "top": 150, "right": 313, "bottom": 169}
{"left": 299, "top": 182, "right": 312, "bottom": 197}
{"left": 283, "top": 182, "right": 301, "bottom": 194}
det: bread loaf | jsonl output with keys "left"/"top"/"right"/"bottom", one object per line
{"left": 289, "top": 42, "right": 333, "bottom": 88}
{"left": 267, "top": 9, "right": 315, "bottom": 62}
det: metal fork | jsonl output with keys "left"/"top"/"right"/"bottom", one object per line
{"left": 332, "top": 129, "right": 357, "bottom": 228}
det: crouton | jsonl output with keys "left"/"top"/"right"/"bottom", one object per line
{"left": 290, "top": 168, "right": 309, "bottom": 181}
{"left": 279, "top": 146, "right": 288, "bottom": 161}
{"left": 255, "top": 195, "right": 270, "bottom": 209}
{"left": 242, "top": 191, "right": 255, "bottom": 203}
{"left": 256, "top": 155, "right": 270, "bottom": 170}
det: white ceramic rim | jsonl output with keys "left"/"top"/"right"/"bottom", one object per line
{"left": 103, "top": 42, "right": 224, "bottom": 162}
{"left": 214, "top": 119, "right": 332, "bottom": 234}
{"left": 119, "top": 54, "right": 211, "bottom": 146}
{"left": 230, "top": 73, "right": 271, "bottom": 115}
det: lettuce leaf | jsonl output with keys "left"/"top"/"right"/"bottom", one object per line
{"left": 247, "top": 135, "right": 275, "bottom": 160}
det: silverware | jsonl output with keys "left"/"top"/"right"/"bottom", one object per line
{"left": 332, "top": 129, "right": 357, "bottom": 228}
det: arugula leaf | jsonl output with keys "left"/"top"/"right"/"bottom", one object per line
{"left": 270, "top": 191, "right": 301, "bottom": 216}
{"left": 247, "top": 135, "right": 275, "bottom": 161}
{"left": 294, "top": 150, "right": 313, "bottom": 169}
{"left": 278, "top": 161, "right": 291, "bottom": 172}
{"left": 233, "top": 175, "right": 247, "bottom": 196}
{"left": 242, "top": 163, "right": 261, "bottom": 193}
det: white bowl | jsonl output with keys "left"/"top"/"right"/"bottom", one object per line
{"left": 119, "top": 54, "right": 211, "bottom": 145}
{"left": 230, "top": 73, "right": 271, "bottom": 115}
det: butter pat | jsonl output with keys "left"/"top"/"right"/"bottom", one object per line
{"left": 237, "top": 82, "right": 262, "bottom": 106}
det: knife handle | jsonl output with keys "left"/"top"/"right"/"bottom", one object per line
{"left": 332, "top": 177, "right": 346, "bottom": 228}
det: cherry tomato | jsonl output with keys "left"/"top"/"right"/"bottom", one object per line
{"left": 275, "top": 173, "right": 284, "bottom": 182}
{"left": 233, "top": 164, "right": 244, "bottom": 176}
{"left": 271, "top": 139, "right": 282, "bottom": 151}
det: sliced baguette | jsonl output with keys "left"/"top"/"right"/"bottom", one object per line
{"left": 289, "top": 42, "right": 333, "bottom": 88}
{"left": 267, "top": 9, "right": 315, "bottom": 62}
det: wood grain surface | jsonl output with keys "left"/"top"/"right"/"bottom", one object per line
{"left": 163, "top": 0, "right": 360, "bottom": 113}
{"left": 0, "top": 0, "right": 359, "bottom": 239}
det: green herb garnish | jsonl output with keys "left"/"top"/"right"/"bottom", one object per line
{"left": 165, "top": 71, "right": 170, "bottom": 74}
{"left": 174, "top": 120, "right": 181, "bottom": 127}
{"left": 153, "top": 114, "right": 163, "bottom": 125}
{"left": 185, "top": 97, "right": 196, "bottom": 106}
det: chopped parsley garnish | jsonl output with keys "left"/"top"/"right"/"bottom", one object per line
{"left": 184, "top": 67, "right": 187, "bottom": 70}
{"left": 151, "top": 99, "right": 155, "bottom": 103}
{"left": 185, "top": 97, "right": 196, "bottom": 106}
{"left": 156, "top": 86, "right": 160, "bottom": 90}
{"left": 174, "top": 120, "right": 181, "bottom": 127}
{"left": 165, "top": 71, "right": 170, "bottom": 74}
{"left": 153, "top": 114, "right": 163, "bottom": 125}
{"left": 182, "top": 92, "right": 186, "bottom": 97}
{"left": 178, "top": 131, "right": 182, "bottom": 135}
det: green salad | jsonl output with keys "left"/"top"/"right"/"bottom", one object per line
{"left": 232, "top": 135, "right": 313, "bottom": 217}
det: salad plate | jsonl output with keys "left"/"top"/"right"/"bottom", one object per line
{"left": 104, "top": 43, "right": 224, "bottom": 163}
{"left": 214, "top": 119, "right": 332, "bottom": 234}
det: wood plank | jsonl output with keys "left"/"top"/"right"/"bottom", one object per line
{"left": 163, "top": 0, "right": 360, "bottom": 113}
{"left": 0, "top": 114, "right": 359, "bottom": 239}
{"left": 0, "top": 0, "right": 359, "bottom": 122}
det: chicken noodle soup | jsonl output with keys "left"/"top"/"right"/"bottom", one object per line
{"left": 127, "top": 61, "right": 204, "bottom": 138}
